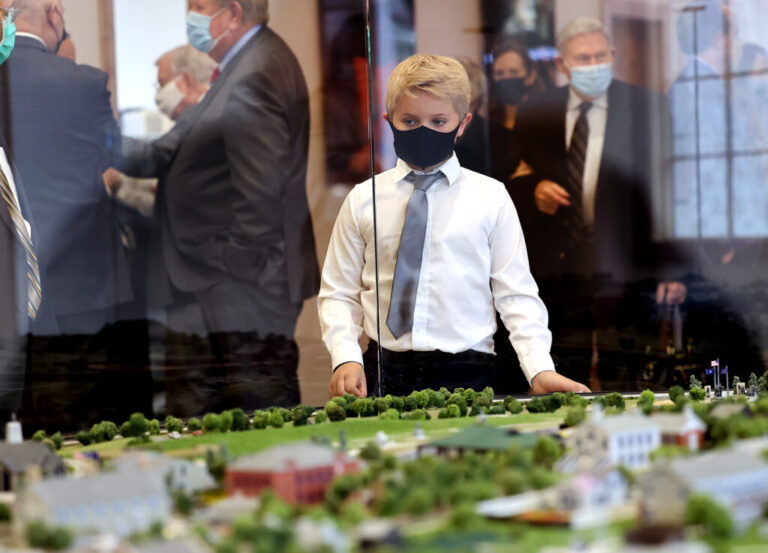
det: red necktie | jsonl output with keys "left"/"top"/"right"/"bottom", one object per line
{"left": 210, "top": 67, "right": 221, "bottom": 83}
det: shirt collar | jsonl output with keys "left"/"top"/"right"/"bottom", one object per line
{"left": 16, "top": 33, "right": 47, "bottom": 49}
{"left": 219, "top": 25, "right": 262, "bottom": 71}
{"left": 567, "top": 86, "right": 608, "bottom": 112}
{"left": 394, "top": 153, "right": 461, "bottom": 187}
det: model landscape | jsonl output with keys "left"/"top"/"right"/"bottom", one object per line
{"left": 1, "top": 370, "right": 768, "bottom": 553}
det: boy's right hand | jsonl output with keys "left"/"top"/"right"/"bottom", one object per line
{"left": 329, "top": 362, "right": 367, "bottom": 399}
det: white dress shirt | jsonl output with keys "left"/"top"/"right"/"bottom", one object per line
{"left": 0, "top": 148, "right": 31, "bottom": 236}
{"left": 318, "top": 154, "right": 556, "bottom": 384}
{"left": 565, "top": 87, "right": 608, "bottom": 227}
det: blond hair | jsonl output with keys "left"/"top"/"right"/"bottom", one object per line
{"left": 214, "top": 0, "right": 269, "bottom": 25}
{"left": 386, "top": 54, "right": 471, "bottom": 119}
{"left": 556, "top": 17, "right": 610, "bottom": 55}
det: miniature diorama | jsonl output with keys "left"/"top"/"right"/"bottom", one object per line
{"left": 0, "top": 365, "right": 765, "bottom": 553}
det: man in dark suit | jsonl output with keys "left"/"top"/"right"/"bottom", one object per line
{"left": 118, "top": 0, "right": 319, "bottom": 416}
{"left": 511, "top": 17, "right": 684, "bottom": 389}
{"left": 0, "top": 1, "right": 45, "bottom": 420}
{"left": 3, "top": 0, "right": 150, "bottom": 430}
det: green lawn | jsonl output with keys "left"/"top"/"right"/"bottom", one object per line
{"left": 65, "top": 412, "right": 566, "bottom": 458}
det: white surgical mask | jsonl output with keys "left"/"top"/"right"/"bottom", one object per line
{"left": 155, "top": 77, "right": 185, "bottom": 119}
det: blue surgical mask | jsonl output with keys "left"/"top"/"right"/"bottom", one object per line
{"left": 0, "top": 20, "right": 16, "bottom": 65}
{"left": 569, "top": 63, "right": 613, "bottom": 98}
{"left": 186, "top": 8, "right": 229, "bottom": 54}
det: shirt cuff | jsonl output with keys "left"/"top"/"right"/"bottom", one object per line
{"left": 518, "top": 351, "right": 556, "bottom": 385}
{"left": 330, "top": 343, "right": 364, "bottom": 373}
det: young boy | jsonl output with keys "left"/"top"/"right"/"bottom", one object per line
{"left": 319, "top": 54, "right": 589, "bottom": 398}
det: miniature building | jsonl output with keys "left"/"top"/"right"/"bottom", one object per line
{"left": 651, "top": 405, "right": 706, "bottom": 451}
{"left": 709, "top": 402, "right": 752, "bottom": 420}
{"left": 559, "top": 406, "right": 661, "bottom": 471}
{"left": 226, "top": 443, "right": 360, "bottom": 505}
{"left": 0, "top": 442, "right": 66, "bottom": 491}
{"left": 112, "top": 451, "right": 216, "bottom": 494}
{"left": 419, "top": 425, "right": 539, "bottom": 457}
{"left": 639, "top": 448, "right": 768, "bottom": 528}
{"left": 16, "top": 469, "right": 171, "bottom": 537}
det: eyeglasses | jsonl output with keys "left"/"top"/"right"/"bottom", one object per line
{"left": 0, "top": 7, "right": 19, "bottom": 25}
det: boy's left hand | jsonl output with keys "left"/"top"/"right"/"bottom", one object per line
{"left": 530, "top": 371, "right": 591, "bottom": 394}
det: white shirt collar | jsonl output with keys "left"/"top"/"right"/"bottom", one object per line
{"left": 16, "top": 32, "right": 47, "bottom": 49}
{"left": 567, "top": 86, "right": 609, "bottom": 112}
{"left": 393, "top": 153, "right": 461, "bottom": 187}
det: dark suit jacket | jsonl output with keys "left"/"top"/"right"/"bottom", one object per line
{"left": 513, "top": 80, "right": 671, "bottom": 286}
{"left": 118, "top": 27, "right": 319, "bottom": 315}
{"left": 2, "top": 36, "right": 131, "bottom": 333}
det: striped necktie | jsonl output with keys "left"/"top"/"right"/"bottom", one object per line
{"left": 564, "top": 101, "right": 592, "bottom": 249}
{"left": 386, "top": 171, "right": 442, "bottom": 339}
{"left": 0, "top": 167, "right": 41, "bottom": 319}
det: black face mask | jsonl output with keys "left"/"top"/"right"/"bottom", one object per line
{"left": 389, "top": 121, "right": 460, "bottom": 169}
{"left": 493, "top": 77, "right": 527, "bottom": 106}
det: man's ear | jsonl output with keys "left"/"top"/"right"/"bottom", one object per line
{"left": 229, "top": 1, "right": 245, "bottom": 28}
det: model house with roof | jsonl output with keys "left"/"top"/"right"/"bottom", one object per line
{"left": 225, "top": 442, "right": 360, "bottom": 505}
{"left": 0, "top": 442, "right": 67, "bottom": 492}
{"left": 651, "top": 405, "right": 706, "bottom": 451}
{"left": 638, "top": 448, "right": 768, "bottom": 528}
{"left": 558, "top": 405, "right": 661, "bottom": 471}
{"left": 476, "top": 467, "right": 629, "bottom": 529}
{"left": 112, "top": 451, "right": 216, "bottom": 494}
{"left": 15, "top": 469, "right": 171, "bottom": 537}
{"left": 418, "top": 425, "right": 539, "bottom": 458}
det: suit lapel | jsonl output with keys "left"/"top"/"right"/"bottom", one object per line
{"left": 597, "top": 81, "right": 630, "bottom": 190}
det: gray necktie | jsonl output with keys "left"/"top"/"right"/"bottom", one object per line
{"left": 387, "top": 171, "right": 442, "bottom": 339}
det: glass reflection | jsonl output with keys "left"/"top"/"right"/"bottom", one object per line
{"left": 0, "top": 0, "right": 764, "bottom": 434}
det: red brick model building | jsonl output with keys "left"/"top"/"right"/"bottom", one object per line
{"left": 226, "top": 442, "right": 360, "bottom": 504}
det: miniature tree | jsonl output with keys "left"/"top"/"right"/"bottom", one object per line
{"left": 186, "top": 417, "right": 202, "bottom": 432}
{"left": 218, "top": 411, "right": 234, "bottom": 432}
{"left": 172, "top": 489, "right": 194, "bottom": 515}
{"left": 472, "top": 395, "right": 492, "bottom": 410}
{"left": 76, "top": 430, "right": 92, "bottom": 446}
{"left": 202, "top": 413, "right": 221, "bottom": 433}
{"left": 25, "top": 521, "right": 73, "bottom": 550}
{"left": 438, "top": 387, "right": 452, "bottom": 400}
{"left": 351, "top": 398, "right": 367, "bottom": 418}
{"left": 359, "top": 442, "right": 382, "bottom": 461}
{"left": 427, "top": 389, "right": 446, "bottom": 408}
{"left": 373, "top": 398, "right": 389, "bottom": 414}
{"left": 685, "top": 493, "right": 734, "bottom": 540}
{"left": 206, "top": 446, "right": 228, "bottom": 485}
{"left": 403, "top": 486, "right": 435, "bottom": 516}
{"left": 324, "top": 401, "right": 347, "bottom": 422}
{"left": 267, "top": 411, "right": 284, "bottom": 428}
{"left": 128, "top": 413, "right": 149, "bottom": 437}
{"left": 313, "top": 410, "right": 329, "bottom": 423}
{"left": 290, "top": 406, "right": 310, "bottom": 427}
{"left": 90, "top": 422, "right": 108, "bottom": 443}
{"left": 749, "top": 373, "right": 759, "bottom": 393}
{"left": 164, "top": 416, "right": 184, "bottom": 433}
{"left": 446, "top": 404, "right": 461, "bottom": 418}
{"left": 689, "top": 375, "right": 702, "bottom": 390}
{"left": 525, "top": 397, "right": 547, "bottom": 413}
{"left": 447, "top": 393, "right": 468, "bottom": 416}
{"left": 496, "top": 468, "right": 527, "bottom": 495}
{"left": 119, "top": 421, "right": 131, "bottom": 438}
{"left": 403, "top": 395, "right": 418, "bottom": 412}
{"left": 0, "top": 502, "right": 10, "bottom": 522}
{"left": 669, "top": 385, "right": 685, "bottom": 404}
{"left": 50, "top": 432, "right": 63, "bottom": 451}
{"left": 251, "top": 411, "right": 269, "bottom": 429}
{"left": 565, "top": 391, "right": 588, "bottom": 408}
{"left": 390, "top": 396, "right": 405, "bottom": 412}
{"left": 31, "top": 430, "right": 46, "bottom": 442}
{"left": 488, "top": 404, "right": 506, "bottom": 415}
{"left": 689, "top": 387, "right": 706, "bottom": 401}
{"left": 564, "top": 405, "right": 587, "bottom": 427}
{"left": 379, "top": 408, "right": 400, "bottom": 421}
{"left": 602, "top": 392, "right": 626, "bottom": 411}
{"left": 529, "top": 467, "right": 558, "bottom": 490}
{"left": 638, "top": 390, "right": 656, "bottom": 414}
{"left": 229, "top": 408, "right": 250, "bottom": 431}
{"left": 503, "top": 396, "right": 523, "bottom": 414}
{"left": 480, "top": 386, "right": 495, "bottom": 402}
{"left": 148, "top": 419, "right": 161, "bottom": 435}
{"left": 732, "top": 376, "right": 741, "bottom": 393}
{"left": 759, "top": 372, "right": 768, "bottom": 395}
{"left": 462, "top": 388, "right": 478, "bottom": 406}
{"left": 533, "top": 435, "right": 562, "bottom": 470}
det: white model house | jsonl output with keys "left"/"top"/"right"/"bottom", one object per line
{"left": 16, "top": 469, "right": 171, "bottom": 537}
{"left": 112, "top": 451, "right": 216, "bottom": 494}
{"left": 639, "top": 448, "right": 768, "bottom": 527}
{"left": 559, "top": 405, "right": 661, "bottom": 471}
